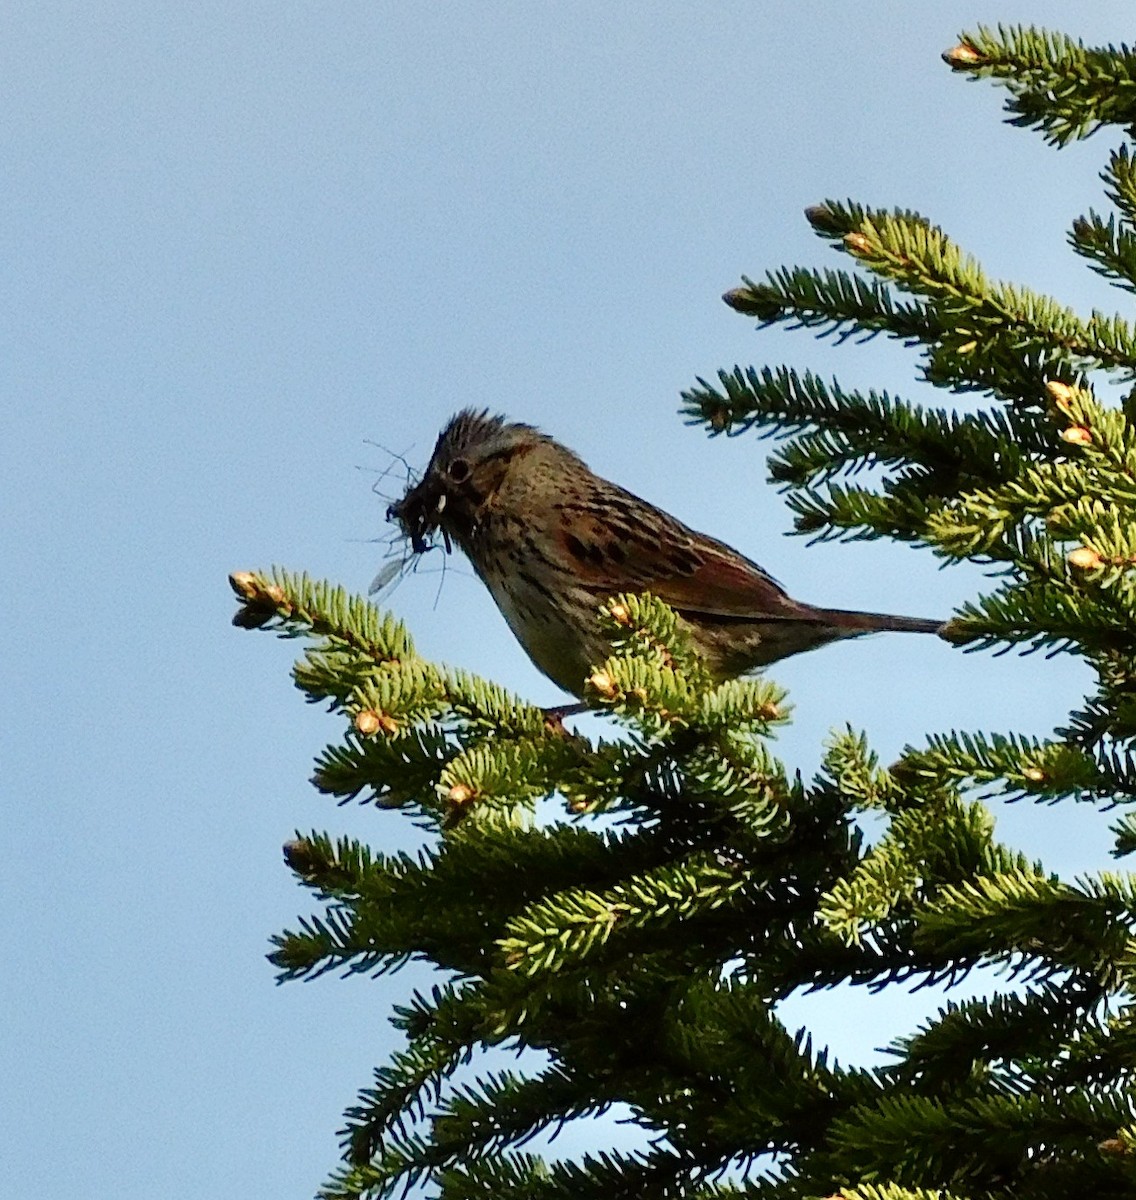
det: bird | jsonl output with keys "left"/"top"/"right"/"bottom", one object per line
{"left": 386, "top": 409, "right": 945, "bottom": 698}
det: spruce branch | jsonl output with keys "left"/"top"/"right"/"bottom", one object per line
{"left": 820, "top": 728, "right": 907, "bottom": 812}
{"left": 338, "top": 1033, "right": 465, "bottom": 1169}
{"left": 722, "top": 266, "right": 940, "bottom": 347}
{"left": 945, "top": 25, "right": 1136, "bottom": 147}
{"left": 782, "top": 478, "right": 936, "bottom": 544}
{"left": 269, "top": 903, "right": 409, "bottom": 982}
{"left": 820, "top": 800, "right": 996, "bottom": 944}
{"left": 725, "top": 200, "right": 1136, "bottom": 412}
{"left": 682, "top": 365, "right": 1049, "bottom": 488}
{"left": 830, "top": 1086, "right": 1136, "bottom": 1192}
{"left": 230, "top": 568, "right": 414, "bottom": 669}
{"left": 1070, "top": 211, "right": 1136, "bottom": 296}
{"left": 896, "top": 730, "right": 1118, "bottom": 804}
{"left": 1112, "top": 812, "right": 1136, "bottom": 858}
{"left": 838, "top": 1186, "right": 971, "bottom": 1200}
{"left": 837, "top": 209, "right": 1136, "bottom": 379}
{"left": 885, "top": 978, "right": 1105, "bottom": 1092}
{"left": 1103, "top": 146, "right": 1136, "bottom": 229}
{"left": 312, "top": 724, "right": 454, "bottom": 809}
{"left": 914, "top": 871, "right": 1136, "bottom": 982}
{"left": 947, "top": 582, "right": 1136, "bottom": 657}
{"left": 231, "top": 26, "right": 1136, "bottom": 1199}
{"left": 428, "top": 1147, "right": 742, "bottom": 1200}
{"left": 499, "top": 854, "right": 746, "bottom": 977}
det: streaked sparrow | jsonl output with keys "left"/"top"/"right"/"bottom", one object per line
{"left": 387, "top": 410, "right": 944, "bottom": 697}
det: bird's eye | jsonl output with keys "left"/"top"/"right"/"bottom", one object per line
{"left": 447, "top": 457, "right": 470, "bottom": 482}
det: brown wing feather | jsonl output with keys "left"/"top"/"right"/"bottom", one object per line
{"left": 553, "top": 482, "right": 809, "bottom": 621}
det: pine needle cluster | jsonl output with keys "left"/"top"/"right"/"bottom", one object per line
{"left": 232, "top": 26, "right": 1136, "bottom": 1200}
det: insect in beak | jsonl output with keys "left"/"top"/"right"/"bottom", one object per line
{"left": 434, "top": 494, "right": 453, "bottom": 553}
{"left": 368, "top": 556, "right": 406, "bottom": 597}
{"left": 386, "top": 485, "right": 454, "bottom": 556}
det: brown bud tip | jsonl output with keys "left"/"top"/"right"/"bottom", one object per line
{"left": 843, "top": 232, "right": 872, "bottom": 255}
{"left": 282, "top": 838, "right": 321, "bottom": 875}
{"left": 229, "top": 570, "right": 259, "bottom": 599}
{"left": 804, "top": 204, "right": 842, "bottom": 234}
{"left": 1099, "top": 1137, "right": 1129, "bottom": 1156}
{"left": 230, "top": 571, "right": 289, "bottom": 628}
{"left": 935, "top": 619, "right": 969, "bottom": 644}
{"left": 608, "top": 601, "right": 632, "bottom": 625}
{"left": 759, "top": 702, "right": 781, "bottom": 721}
{"left": 722, "top": 284, "right": 786, "bottom": 322}
{"left": 943, "top": 42, "right": 984, "bottom": 69}
{"left": 1068, "top": 547, "right": 1104, "bottom": 570}
{"left": 1060, "top": 426, "right": 1093, "bottom": 446}
{"left": 1046, "top": 379, "right": 1077, "bottom": 412}
{"left": 447, "top": 783, "right": 475, "bottom": 806}
{"left": 708, "top": 406, "right": 730, "bottom": 432}
{"left": 587, "top": 670, "right": 619, "bottom": 700}
{"left": 1022, "top": 767, "right": 1046, "bottom": 783}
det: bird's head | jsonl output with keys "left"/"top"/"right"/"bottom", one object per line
{"left": 387, "top": 409, "right": 552, "bottom": 554}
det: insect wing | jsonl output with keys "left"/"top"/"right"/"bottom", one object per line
{"left": 369, "top": 556, "right": 407, "bottom": 597}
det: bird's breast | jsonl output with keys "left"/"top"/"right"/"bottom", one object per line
{"left": 468, "top": 525, "right": 604, "bottom": 696}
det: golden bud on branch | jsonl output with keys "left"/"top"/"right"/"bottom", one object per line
{"left": 607, "top": 601, "right": 631, "bottom": 626}
{"left": 942, "top": 42, "right": 984, "bottom": 69}
{"left": 229, "top": 570, "right": 290, "bottom": 628}
{"left": 1045, "top": 379, "right": 1077, "bottom": 413}
{"left": 228, "top": 570, "right": 259, "bottom": 600}
{"left": 446, "top": 783, "right": 475, "bottom": 806}
{"left": 587, "top": 670, "right": 619, "bottom": 700}
{"left": 1060, "top": 426, "right": 1092, "bottom": 446}
{"left": 354, "top": 709, "right": 381, "bottom": 735}
{"left": 1068, "top": 547, "right": 1105, "bottom": 570}
{"left": 354, "top": 708, "right": 398, "bottom": 736}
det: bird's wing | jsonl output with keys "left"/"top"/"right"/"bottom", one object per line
{"left": 553, "top": 485, "right": 810, "bottom": 621}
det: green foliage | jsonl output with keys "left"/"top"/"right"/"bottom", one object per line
{"left": 945, "top": 26, "right": 1136, "bottom": 147}
{"left": 231, "top": 24, "right": 1136, "bottom": 1200}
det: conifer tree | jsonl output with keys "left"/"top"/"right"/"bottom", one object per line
{"left": 231, "top": 26, "right": 1136, "bottom": 1200}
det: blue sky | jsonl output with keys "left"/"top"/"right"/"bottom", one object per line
{"left": 5, "top": 4, "right": 1134, "bottom": 1196}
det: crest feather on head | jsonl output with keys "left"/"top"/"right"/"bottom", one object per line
{"left": 429, "top": 409, "right": 584, "bottom": 470}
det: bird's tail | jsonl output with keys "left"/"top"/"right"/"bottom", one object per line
{"left": 813, "top": 608, "right": 945, "bottom": 636}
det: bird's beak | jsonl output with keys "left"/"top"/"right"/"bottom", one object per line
{"left": 388, "top": 478, "right": 450, "bottom": 555}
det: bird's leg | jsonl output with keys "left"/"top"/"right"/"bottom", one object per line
{"left": 542, "top": 701, "right": 587, "bottom": 735}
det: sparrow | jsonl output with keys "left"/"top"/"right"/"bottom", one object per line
{"left": 386, "top": 410, "right": 944, "bottom": 697}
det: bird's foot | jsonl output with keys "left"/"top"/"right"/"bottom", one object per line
{"left": 542, "top": 702, "right": 587, "bottom": 735}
